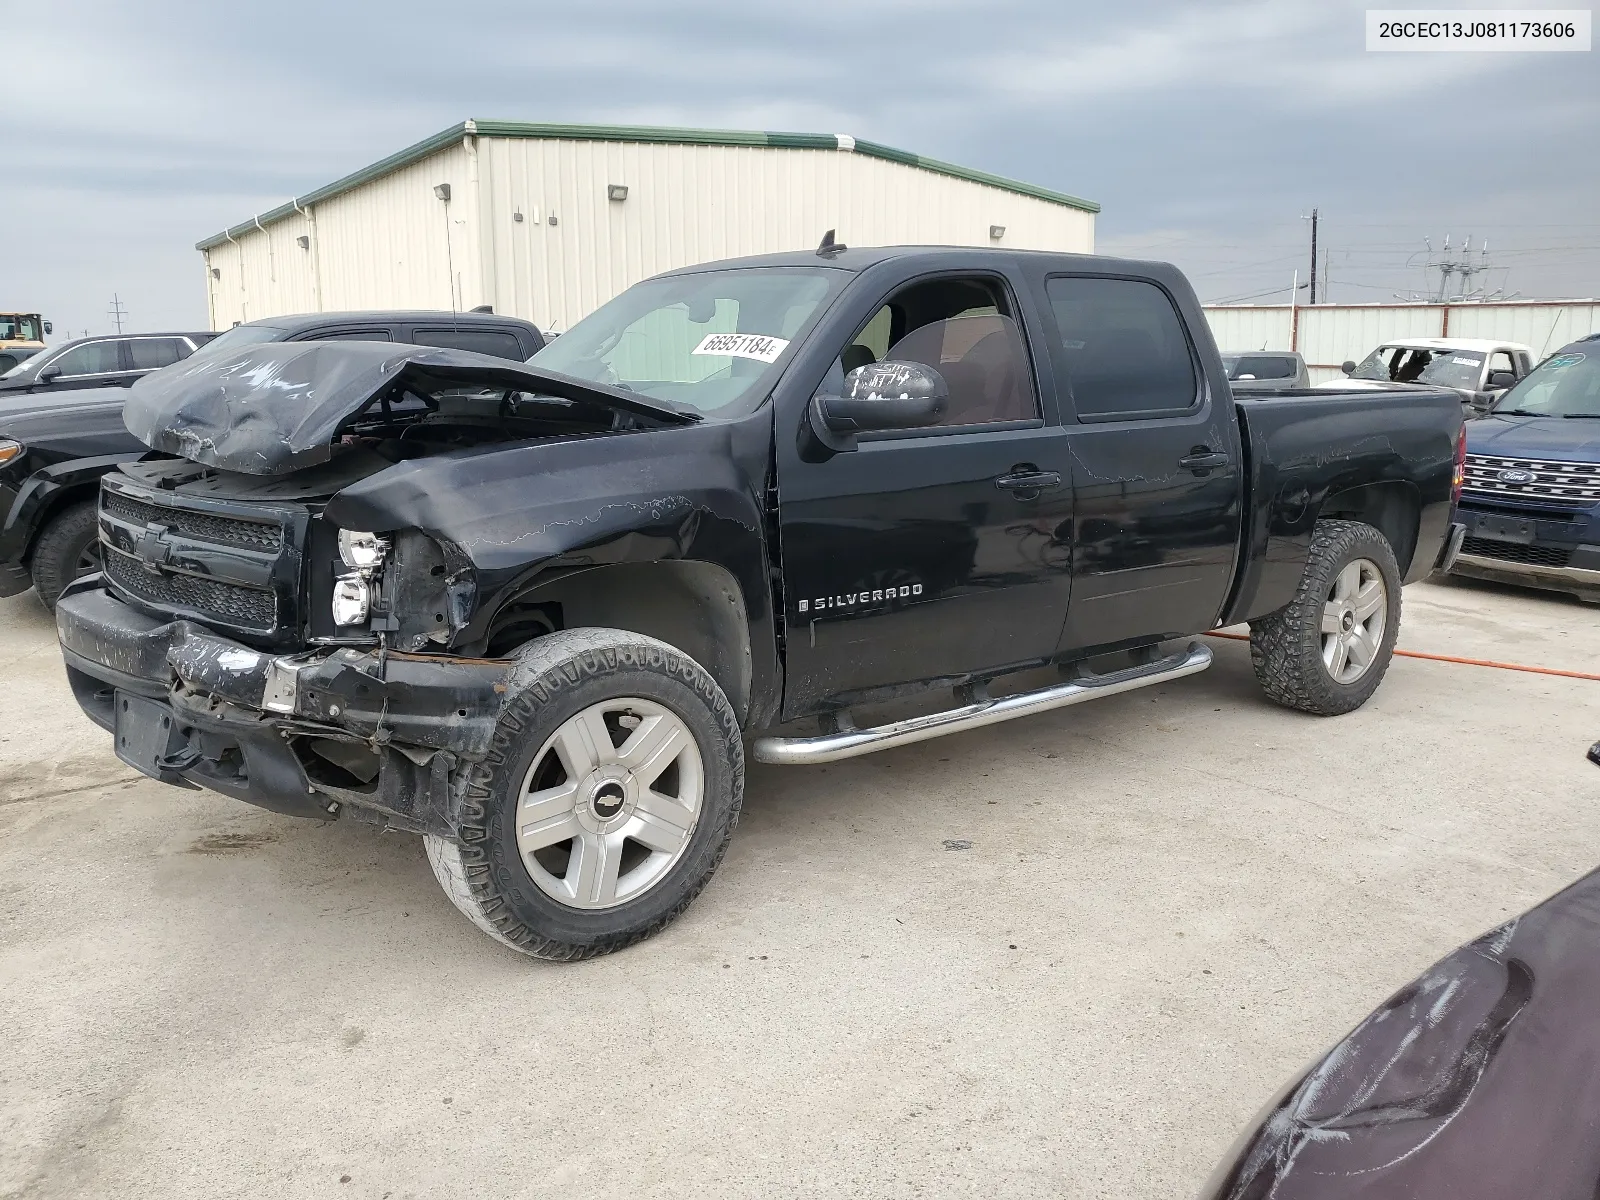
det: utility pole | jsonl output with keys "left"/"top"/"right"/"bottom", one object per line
{"left": 1322, "top": 247, "right": 1331, "bottom": 305}
{"left": 1307, "top": 209, "right": 1319, "bottom": 305}
{"left": 107, "top": 294, "right": 128, "bottom": 334}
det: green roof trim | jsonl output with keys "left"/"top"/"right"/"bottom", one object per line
{"left": 196, "top": 120, "right": 1097, "bottom": 250}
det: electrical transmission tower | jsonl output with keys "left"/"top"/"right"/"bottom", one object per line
{"left": 1422, "top": 236, "right": 1501, "bottom": 302}
{"left": 107, "top": 294, "right": 128, "bottom": 334}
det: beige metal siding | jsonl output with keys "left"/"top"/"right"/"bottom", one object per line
{"left": 205, "top": 136, "right": 1093, "bottom": 331}
{"left": 1204, "top": 302, "right": 1600, "bottom": 385}
{"left": 478, "top": 137, "right": 1093, "bottom": 330}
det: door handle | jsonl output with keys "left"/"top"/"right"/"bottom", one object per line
{"left": 1178, "top": 448, "right": 1231, "bottom": 473}
{"left": 994, "top": 467, "right": 1063, "bottom": 493}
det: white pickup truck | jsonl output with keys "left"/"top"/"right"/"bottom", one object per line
{"left": 1317, "top": 337, "right": 1534, "bottom": 409}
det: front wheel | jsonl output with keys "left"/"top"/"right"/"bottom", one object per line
{"left": 425, "top": 628, "right": 744, "bottom": 961}
{"left": 1249, "top": 519, "right": 1402, "bottom": 716}
{"left": 30, "top": 500, "right": 102, "bottom": 612}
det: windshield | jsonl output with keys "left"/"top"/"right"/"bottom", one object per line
{"left": 1491, "top": 349, "right": 1600, "bottom": 418}
{"left": 183, "top": 324, "right": 288, "bottom": 363}
{"left": 1351, "top": 345, "right": 1483, "bottom": 389}
{"left": 529, "top": 267, "right": 842, "bottom": 417}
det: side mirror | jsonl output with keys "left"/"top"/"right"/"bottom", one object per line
{"left": 1340, "top": 360, "right": 1357, "bottom": 375}
{"left": 1486, "top": 370, "right": 1517, "bottom": 390}
{"left": 1468, "top": 393, "right": 1493, "bottom": 414}
{"left": 42, "top": 321, "right": 53, "bottom": 336}
{"left": 807, "top": 360, "right": 948, "bottom": 452}
{"left": 36, "top": 364, "right": 61, "bottom": 383}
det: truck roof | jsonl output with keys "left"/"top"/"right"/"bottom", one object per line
{"left": 659, "top": 245, "right": 1171, "bottom": 277}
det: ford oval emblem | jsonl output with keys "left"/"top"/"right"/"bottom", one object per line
{"left": 1498, "top": 468, "right": 1536, "bottom": 484}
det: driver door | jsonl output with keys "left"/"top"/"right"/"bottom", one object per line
{"left": 775, "top": 271, "right": 1075, "bottom": 717}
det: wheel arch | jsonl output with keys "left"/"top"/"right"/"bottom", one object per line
{"left": 1316, "top": 481, "right": 1421, "bottom": 576}
{"left": 482, "top": 559, "right": 754, "bottom": 725}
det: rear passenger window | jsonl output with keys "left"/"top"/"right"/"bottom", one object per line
{"left": 1239, "top": 356, "right": 1296, "bottom": 380}
{"left": 127, "top": 338, "right": 185, "bottom": 370}
{"left": 410, "top": 328, "right": 523, "bottom": 360}
{"left": 1045, "top": 277, "right": 1198, "bottom": 418}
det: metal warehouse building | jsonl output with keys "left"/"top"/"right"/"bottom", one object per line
{"left": 197, "top": 120, "right": 1099, "bottom": 332}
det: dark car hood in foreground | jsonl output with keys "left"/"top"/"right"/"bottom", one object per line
{"left": 122, "top": 341, "right": 694, "bottom": 476}
{"left": 1202, "top": 864, "right": 1600, "bottom": 1199}
{"left": 1466, "top": 413, "right": 1600, "bottom": 462}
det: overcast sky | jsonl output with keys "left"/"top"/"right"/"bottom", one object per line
{"left": 4, "top": 0, "right": 1596, "bottom": 340}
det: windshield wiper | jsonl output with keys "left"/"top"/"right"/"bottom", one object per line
{"left": 1494, "top": 408, "right": 1546, "bottom": 416}
{"left": 1561, "top": 412, "right": 1600, "bottom": 419}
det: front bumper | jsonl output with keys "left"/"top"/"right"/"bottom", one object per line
{"left": 1451, "top": 553, "right": 1600, "bottom": 598}
{"left": 57, "top": 582, "right": 518, "bottom": 833}
{"left": 1450, "top": 501, "right": 1600, "bottom": 599}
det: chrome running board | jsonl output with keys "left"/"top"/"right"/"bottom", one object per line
{"left": 753, "top": 642, "right": 1212, "bottom": 766}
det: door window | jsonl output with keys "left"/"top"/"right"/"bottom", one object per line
{"left": 1045, "top": 277, "right": 1198, "bottom": 419}
{"left": 126, "top": 338, "right": 186, "bottom": 370}
{"left": 409, "top": 327, "right": 524, "bottom": 360}
{"left": 51, "top": 341, "right": 122, "bottom": 376}
{"left": 827, "top": 276, "right": 1040, "bottom": 429}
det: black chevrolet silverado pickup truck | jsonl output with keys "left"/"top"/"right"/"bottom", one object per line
{"left": 0, "top": 309, "right": 543, "bottom": 609}
{"left": 54, "top": 246, "right": 1466, "bottom": 960}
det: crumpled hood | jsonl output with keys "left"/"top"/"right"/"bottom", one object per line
{"left": 1467, "top": 413, "right": 1600, "bottom": 462}
{"left": 122, "top": 340, "right": 693, "bottom": 476}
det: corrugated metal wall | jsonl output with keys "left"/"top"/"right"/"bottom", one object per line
{"left": 1204, "top": 302, "right": 1600, "bottom": 384}
{"left": 205, "top": 145, "right": 475, "bottom": 327}
{"left": 477, "top": 138, "right": 1094, "bottom": 330}
{"left": 204, "top": 136, "right": 1093, "bottom": 331}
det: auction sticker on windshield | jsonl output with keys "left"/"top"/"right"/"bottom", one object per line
{"left": 691, "top": 333, "right": 790, "bottom": 363}
{"left": 1547, "top": 353, "right": 1586, "bottom": 369}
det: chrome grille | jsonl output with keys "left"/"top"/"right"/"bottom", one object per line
{"left": 101, "top": 490, "right": 283, "bottom": 551}
{"left": 1463, "top": 454, "right": 1600, "bottom": 505}
{"left": 103, "top": 548, "right": 276, "bottom": 629}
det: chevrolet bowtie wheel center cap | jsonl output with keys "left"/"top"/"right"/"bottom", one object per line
{"left": 590, "top": 781, "right": 627, "bottom": 821}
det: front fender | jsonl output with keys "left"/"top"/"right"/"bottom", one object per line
{"left": 323, "top": 414, "right": 783, "bottom": 726}
{"left": 0, "top": 453, "right": 142, "bottom": 564}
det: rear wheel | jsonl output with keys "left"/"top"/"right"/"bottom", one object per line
{"left": 1249, "top": 519, "right": 1402, "bottom": 716}
{"left": 30, "top": 500, "right": 102, "bottom": 612}
{"left": 425, "top": 628, "right": 744, "bottom": 960}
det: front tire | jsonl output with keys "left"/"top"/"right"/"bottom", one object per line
{"left": 30, "top": 500, "right": 102, "bottom": 612}
{"left": 425, "top": 628, "right": 744, "bottom": 961}
{"left": 1249, "top": 519, "right": 1402, "bottom": 716}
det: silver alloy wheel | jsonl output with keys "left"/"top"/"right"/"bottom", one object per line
{"left": 1321, "top": 558, "right": 1387, "bottom": 684}
{"left": 514, "top": 697, "right": 705, "bottom": 910}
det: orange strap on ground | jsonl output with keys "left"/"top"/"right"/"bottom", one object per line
{"left": 1204, "top": 630, "right": 1600, "bottom": 683}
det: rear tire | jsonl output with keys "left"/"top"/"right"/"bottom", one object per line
{"left": 1249, "top": 519, "right": 1402, "bottom": 716}
{"left": 424, "top": 628, "right": 744, "bottom": 961}
{"left": 30, "top": 500, "right": 102, "bottom": 612}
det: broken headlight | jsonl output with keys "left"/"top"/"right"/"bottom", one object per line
{"left": 337, "top": 529, "right": 389, "bottom": 571}
{"left": 330, "top": 574, "right": 372, "bottom": 627}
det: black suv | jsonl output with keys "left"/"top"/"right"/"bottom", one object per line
{"left": 0, "top": 309, "right": 543, "bottom": 608}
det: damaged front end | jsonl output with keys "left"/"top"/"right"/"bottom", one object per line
{"left": 59, "top": 584, "right": 512, "bottom": 833}
{"left": 58, "top": 341, "right": 700, "bottom": 834}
